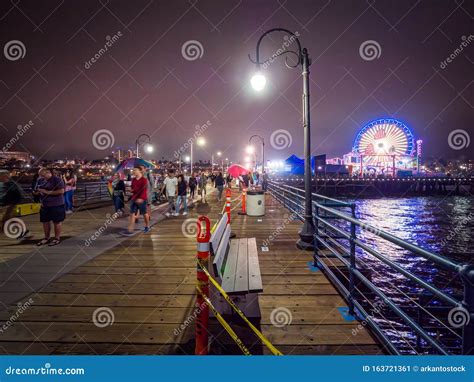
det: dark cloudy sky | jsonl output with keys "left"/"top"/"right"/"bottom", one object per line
{"left": 0, "top": 0, "right": 472, "bottom": 162}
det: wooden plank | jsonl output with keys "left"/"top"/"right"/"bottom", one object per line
{"left": 212, "top": 224, "right": 231, "bottom": 277}
{"left": 233, "top": 238, "right": 249, "bottom": 293}
{"left": 221, "top": 240, "right": 239, "bottom": 293}
{"left": 247, "top": 237, "right": 263, "bottom": 292}
{"left": 210, "top": 214, "right": 227, "bottom": 255}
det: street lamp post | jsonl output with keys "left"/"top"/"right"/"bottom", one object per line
{"left": 135, "top": 133, "right": 153, "bottom": 158}
{"left": 249, "top": 135, "right": 265, "bottom": 173}
{"left": 249, "top": 28, "right": 314, "bottom": 250}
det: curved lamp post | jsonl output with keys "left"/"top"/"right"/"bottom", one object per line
{"left": 248, "top": 134, "right": 265, "bottom": 173}
{"left": 249, "top": 28, "right": 314, "bottom": 250}
{"left": 135, "top": 133, "right": 153, "bottom": 158}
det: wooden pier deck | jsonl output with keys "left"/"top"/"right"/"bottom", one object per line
{"left": 0, "top": 190, "right": 382, "bottom": 355}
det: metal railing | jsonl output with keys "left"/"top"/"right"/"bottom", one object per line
{"left": 20, "top": 182, "right": 111, "bottom": 205}
{"left": 268, "top": 180, "right": 473, "bottom": 355}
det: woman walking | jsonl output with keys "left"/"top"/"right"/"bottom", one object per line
{"left": 175, "top": 174, "right": 188, "bottom": 216}
{"left": 64, "top": 170, "right": 76, "bottom": 214}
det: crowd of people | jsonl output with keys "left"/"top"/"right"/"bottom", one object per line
{"left": 1, "top": 165, "right": 267, "bottom": 245}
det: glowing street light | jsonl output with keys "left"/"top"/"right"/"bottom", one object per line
{"left": 250, "top": 72, "right": 266, "bottom": 91}
{"left": 144, "top": 143, "right": 154, "bottom": 154}
{"left": 246, "top": 145, "right": 255, "bottom": 154}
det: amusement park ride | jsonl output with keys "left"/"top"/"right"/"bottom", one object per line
{"left": 343, "top": 118, "right": 422, "bottom": 177}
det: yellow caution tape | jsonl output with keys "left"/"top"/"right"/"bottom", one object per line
{"left": 196, "top": 285, "right": 251, "bottom": 356}
{"left": 197, "top": 260, "right": 283, "bottom": 356}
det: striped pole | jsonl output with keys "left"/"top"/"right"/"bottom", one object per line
{"left": 225, "top": 188, "right": 232, "bottom": 224}
{"left": 195, "top": 215, "right": 211, "bottom": 355}
{"left": 238, "top": 188, "right": 247, "bottom": 215}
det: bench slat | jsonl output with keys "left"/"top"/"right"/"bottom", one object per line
{"left": 247, "top": 237, "right": 263, "bottom": 293}
{"left": 233, "top": 239, "right": 249, "bottom": 293}
{"left": 221, "top": 239, "right": 239, "bottom": 292}
{"left": 210, "top": 214, "right": 227, "bottom": 256}
{"left": 212, "top": 224, "right": 231, "bottom": 278}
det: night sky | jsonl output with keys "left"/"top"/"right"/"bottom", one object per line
{"left": 0, "top": 0, "right": 472, "bottom": 162}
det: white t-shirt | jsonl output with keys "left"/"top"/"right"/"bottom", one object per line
{"left": 163, "top": 176, "right": 178, "bottom": 197}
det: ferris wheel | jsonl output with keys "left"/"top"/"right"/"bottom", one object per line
{"left": 352, "top": 118, "right": 415, "bottom": 165}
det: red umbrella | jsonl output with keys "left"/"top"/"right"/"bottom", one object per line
{"left": 227, "top": 164, "right": 250, "bottom": 178}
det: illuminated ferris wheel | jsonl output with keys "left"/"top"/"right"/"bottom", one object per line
{"left": 352, "top": 118, "right": 416, "bottom": 166}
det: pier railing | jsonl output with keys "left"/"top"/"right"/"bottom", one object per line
{"left": 268, "top": 180, "right": 473, "bottom": 355}
{"left": 21, "top": 182, "right": 111, "bottom": 205}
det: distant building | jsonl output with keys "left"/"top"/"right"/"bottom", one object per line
{"left": 0, "top": 151, "right": 31, "bottom": 162}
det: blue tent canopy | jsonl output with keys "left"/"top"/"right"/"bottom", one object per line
{"left": 284, "top": 155, "right": 326, "bottom": 175}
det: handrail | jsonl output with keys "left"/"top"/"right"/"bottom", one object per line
{"left": 267, "top": 181, "right": 471, "bottom": 355}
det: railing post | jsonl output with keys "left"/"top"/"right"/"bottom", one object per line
{"left": 348, "top": 204, "right": 357, "bottom": 316}
{"left": 461, "top": 265, "right": 474, "bottom": 354}
{"left": 313, "top": 203, "right": 320, "bottom": 267}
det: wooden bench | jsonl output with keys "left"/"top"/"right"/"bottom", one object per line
{"left": 209, "top": 214, "right": 262, "bottom": 317}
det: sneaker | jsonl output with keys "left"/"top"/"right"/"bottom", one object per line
{"left": 143, "top": 227, "right": 151, "bottom": 233}
{"left": 165, "top": 212, "right": 171, "bottom": 217}
{"left": 119, "top": 230, "right": 135, "bottom": 237}
{"left": 182, "top": 212, "right": 188, "bottom": 216}
{"left": 173, "top": 212, "right": 179, "bottom": 217}
{"left": 65, "top": 210, "right": 73, "bottom": 215}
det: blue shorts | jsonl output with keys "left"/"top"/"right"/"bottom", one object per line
{"left": 130, "top": 200, "right": 147, "bottom": 215}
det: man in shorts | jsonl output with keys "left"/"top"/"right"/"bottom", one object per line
{"left": 35, "top": 168, "right": 66, "bottom": 247}
{"left": 162, "top": 170, "right": 177, "bottom": 217}
{"left": 122, "top": 166, "right": 150, "bottom": 235}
